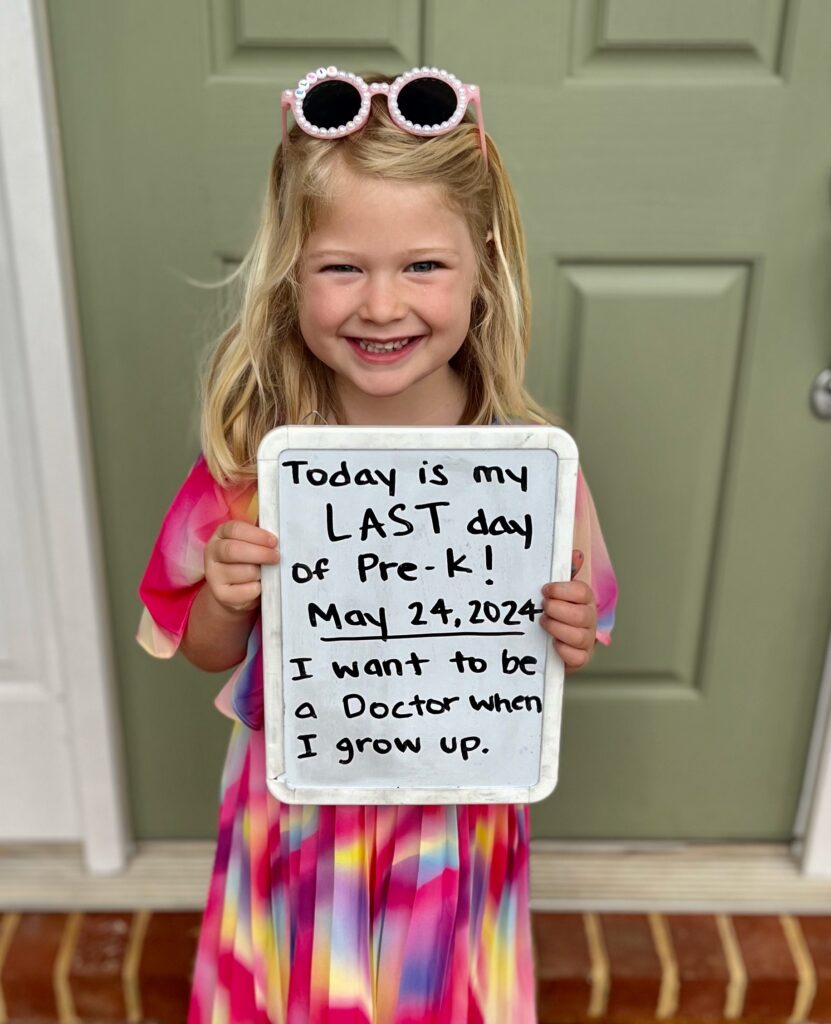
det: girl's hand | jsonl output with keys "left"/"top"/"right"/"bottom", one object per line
{"left": 204, "top": 521, "right": 280, "bottom": 614}
{"left": 540, "top": 549, "right": 597, "bottom": 673}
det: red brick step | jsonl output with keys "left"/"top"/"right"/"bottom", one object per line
{"left": 0, "top": 910, "right": 827, "bottom": 1022}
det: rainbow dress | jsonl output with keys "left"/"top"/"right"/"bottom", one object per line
{"left": 137, "top": 445, "right": 618, "bottom": 1024}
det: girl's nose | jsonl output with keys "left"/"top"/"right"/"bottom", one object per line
{"left": 358, "top": 275, "right": 408, "bottom": 324}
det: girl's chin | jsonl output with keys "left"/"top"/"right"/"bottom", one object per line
{"left": 349, "top": 378, "right": 419, "bottom": 400}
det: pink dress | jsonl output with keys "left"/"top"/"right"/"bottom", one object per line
{"left": 137, "top": 449, "right": 618, "bottom": 1024}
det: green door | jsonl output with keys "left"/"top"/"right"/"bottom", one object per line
{"left": 46, "top": 0, "right": 831, "bottom": 839}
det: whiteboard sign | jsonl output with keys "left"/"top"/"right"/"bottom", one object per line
{"left": 258, "top": 425, "right": 578, "bottom": 804}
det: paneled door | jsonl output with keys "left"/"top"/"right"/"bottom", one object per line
{"left": 44, "top": 0, "right": 831, "bottom": 838}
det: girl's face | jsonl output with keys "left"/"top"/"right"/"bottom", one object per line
{"left": 297, "top": 164, "right": 478, "bottom": 425}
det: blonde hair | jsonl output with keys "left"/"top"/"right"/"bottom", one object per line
{"left": 200, "top": 72, "right": 557, "bottom": 484}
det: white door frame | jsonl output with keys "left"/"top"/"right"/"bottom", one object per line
{"left": 0, "top": 0, "right": 130, "bottom": 873}
{"left": 795, "top": 627, "right": 831, "bottom": 875}
{"left": 3, "top": 0, "right": 828, "bottom": 877}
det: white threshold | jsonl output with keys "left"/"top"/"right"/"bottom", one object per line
{"left": 2, "top": 840, "right": 830, "bottom": 913}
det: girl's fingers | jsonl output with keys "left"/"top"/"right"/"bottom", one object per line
{"left": 215, "top": 537, "right": 280, "bottom": 566}
{"left": 540, "top": 616, "right": 591, "bottom": 649}
{"left": 219, "top": 563, "right": 263, "bottom": 585}
{"left": 544, "top": 580, "right": 593, "bottom": 603}
{"left": 216, "top": 521, "right": 279, "bottom": 549}
{"left": 555, "top": 641, "right": 591, "bottom": 669}
{"left": 221, "top": 580, "right": 262, "bottom": 612}
{"left": 542, "top": 597, "right": 594, "bottom": 628}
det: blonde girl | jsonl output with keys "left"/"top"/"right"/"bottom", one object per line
{"left": 138, "top": 66, "right": 618, "bottom": 1023}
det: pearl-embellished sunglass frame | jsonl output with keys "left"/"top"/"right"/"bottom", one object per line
{"left": 281, "top": 66, "right": 488, "bottom": 170}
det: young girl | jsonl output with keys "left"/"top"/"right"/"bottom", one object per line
{"left": 138, "top": 66, "right": 618, "bottom": 1024}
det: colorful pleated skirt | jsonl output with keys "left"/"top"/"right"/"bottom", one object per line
{"left": 187, "top": 720, "right": 537, "bottom": 1023}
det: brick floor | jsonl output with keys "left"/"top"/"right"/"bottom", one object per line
{"left": 0, "top": 910, "right": 829, "bottom": 1022}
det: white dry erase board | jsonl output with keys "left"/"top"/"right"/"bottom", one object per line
{"left": 257, "top": 425, "right": 578, "bottom": 805}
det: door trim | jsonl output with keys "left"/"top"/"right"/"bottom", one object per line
{"left": 796, "top": 626, "right": 831, "bottom": 876}
{"left": 0, "top": 0, "right": 130, "bottom": 872}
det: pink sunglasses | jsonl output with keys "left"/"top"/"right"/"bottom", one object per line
{"left": 281, "top": 66, "right": 488, "bottom": 170}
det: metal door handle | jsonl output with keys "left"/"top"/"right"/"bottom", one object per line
{"left": 811, "top": 367, "right": 831, "bottom": 419}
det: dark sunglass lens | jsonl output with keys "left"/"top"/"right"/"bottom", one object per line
{"left": 397, "top": 77, "right": 458, "bottom": 125}
{"left": 302, "top": 80, "right": 362, "bottom": 129}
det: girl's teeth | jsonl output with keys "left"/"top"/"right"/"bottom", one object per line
{"left": 357, "top": 337, "right": 414, "bottom": 352}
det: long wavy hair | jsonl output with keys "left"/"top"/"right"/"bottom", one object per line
{"left": 199, "top": 72, "right": 557, "bottom": 484}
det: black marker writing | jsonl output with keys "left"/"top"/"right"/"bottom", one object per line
{"left": 278, "top": 448, "right": 556, "bottom": 788}
{"left": 468, "top": 692, "right": 542, "bottom": 713}
{"left": 325, "top": 500, "right": 449, "bottom": 544}
{"left": 472, "top": 464, "right": 528, "bottom": 492}
{"left": 440, "top": 735, "right": 487, "bottom": 759}
{"left": 413, "top": 500, "right": 451, "bottom": 533}
{"left": 292, "top": 558, "right": 330, "bottom": 583}
{"left": 418, "top": 461, "right": 448, "bottom": 485}
{"left": 336, "top": 735, "right": 422, "bottom": 765}
{"left": 282, "top": 459, "right": 397, "bottom": 496}
{"left": 502, "top": 650, "right": 537, "bottom": 675}
{"left": 446, "top": 547, "right": 472, "bottom": 578}
{"left": 290, "top": 657, "right": 314, "bottom": 680}
{"left": 357, "top": 553, "right": 419, "bottom": 582}
{"left": 342, "top": 693, "right": 460, "bottom": 719}
{"left": 296, "top": 734, "right": 318, "bottom": 759}
{"left": 326, "top": 502, "right": 350, "bottom": 542}
{"left": 308, "top": 601, "right": 389, "bottom": 639}
{"left": 467, "top": 508, "right": 533, "bottom": 549}
{"left": 449, "top": 651, "right": 488, "bottom": 673}
{"left": 331, "top": 652, "right": 430, "bottom": 678}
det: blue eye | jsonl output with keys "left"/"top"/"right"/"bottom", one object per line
{"left": 321, "top": 261, "right": 444, "bottom": 273}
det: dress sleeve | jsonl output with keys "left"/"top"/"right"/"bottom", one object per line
{"left": 136, "top": 453, "right": 256, "bottom": 658}
{"left": 572, "top": 464, "right": 619, "bottom": 647}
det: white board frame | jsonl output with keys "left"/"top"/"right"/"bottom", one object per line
{"left": 258, "top": 424, "right": 578, "bottom": 805}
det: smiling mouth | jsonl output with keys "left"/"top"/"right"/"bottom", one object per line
{"left": 348, "top": 336, "right": 420, "bottom": 353}
{"left": 344, "top": 336, "right": 425, "bottom": 361}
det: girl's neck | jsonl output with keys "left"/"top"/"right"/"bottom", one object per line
{"left": 334, "top": 365, "right": 468, "bottom": 427}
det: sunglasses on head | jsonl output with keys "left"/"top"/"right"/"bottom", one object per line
{"left": 281, "top": 66, "right": 488, "bottom": 169}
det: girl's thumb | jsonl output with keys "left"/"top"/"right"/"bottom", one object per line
{"left": 571, "top": 549, "right": 585, "bottom": 579}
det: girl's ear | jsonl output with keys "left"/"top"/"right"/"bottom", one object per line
{"left": 483, "top": 229, "right": 496, "bottom": 274}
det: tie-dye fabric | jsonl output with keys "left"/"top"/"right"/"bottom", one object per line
{"left": 137, "top": 444, "right": 618, "bottom": 1024}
